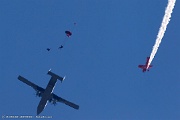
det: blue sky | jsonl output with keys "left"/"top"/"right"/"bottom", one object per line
{"left": 0, "top": 0, "right": 180, "bottom": 120}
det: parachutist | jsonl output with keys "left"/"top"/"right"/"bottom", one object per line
{"left": 58, "top": 45, "right": 63, "bottom": 49}
{"left": 65, "top": 31, "right": 72, "bottom": 37}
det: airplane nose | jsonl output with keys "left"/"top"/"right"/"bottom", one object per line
{"left": 37, "top": 108, "right": 42, "bottom": 115}
{"left": 37, "top": 105, "right": 44, "bottom": 115}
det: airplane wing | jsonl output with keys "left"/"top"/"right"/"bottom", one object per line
{"left": 18, "top": 75, "right": 79, "bottom": 110}
{"left": 149, "top": 65, "right": 153, "bottom": 68}
{"left": 138, "top": 65, "right": 144, "bottom": 68}
{"left": 52, "top": 93, "right": 79, "bottom": 110}
{"left": 18, "top": 75, "right": 45, "bottom": 92}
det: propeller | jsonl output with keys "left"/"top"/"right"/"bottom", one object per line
{"left": 52, "top": 101, "right": 57, "bottom": 106}
{"left": 48, "top": 98, "right": 52, "bottom": 103}
{"left": 35, "top": 91, "right": 41, "bottom": 97}
{"left": 50, "top": 99, "right": 57, "bottom": 106}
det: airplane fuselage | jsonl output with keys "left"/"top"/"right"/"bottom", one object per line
{"left": 18, "top": 71, "right": 79, "bottom": 115}
{"left": 37, "top": 77, "right": 57, "bottom": 115}
{"left": 138, "top": 57, "right": 152, "bottom": 72}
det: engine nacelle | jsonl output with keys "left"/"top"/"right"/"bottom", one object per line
{"left": 36, "top": 91, "right": 42, "bottom": 97}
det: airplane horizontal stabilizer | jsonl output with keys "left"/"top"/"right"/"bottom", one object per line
{"left": 47, "top": 71, "right": 65, "bottom": 82}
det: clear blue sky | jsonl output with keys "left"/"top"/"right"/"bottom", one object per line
{"left": 0, "top": 0, "right": 180, "bottom": 120}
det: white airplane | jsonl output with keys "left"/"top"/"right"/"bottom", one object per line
{"left": 18, "top": 70, "right": 79, "bottom": 115}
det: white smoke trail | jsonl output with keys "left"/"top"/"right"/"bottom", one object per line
{"left": 148, "top": 0, "right": 176, "bottom": 68}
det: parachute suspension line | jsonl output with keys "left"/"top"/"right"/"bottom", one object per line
{"left": 47, "top": 22, "right": 76, "bottom": 51}
{"left": 59, "top": 22, "right": 76, "bottom": 49}
{"left": 58, "top": 36, "right": 68, "bottom": 50}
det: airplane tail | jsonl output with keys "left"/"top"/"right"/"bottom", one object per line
{"left": 47, "top": 70, "right": 65, "bottom": 82}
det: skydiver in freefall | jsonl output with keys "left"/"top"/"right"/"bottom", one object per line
{"left": 47, "top": 48, "right": 51, "bottom": 51}
{"left": 58, "top": 45, "right": 63, "bottom": 49}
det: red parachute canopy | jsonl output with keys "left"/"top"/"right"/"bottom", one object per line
{"left": 65, "top": 31, "right": 72, "bottom": 37}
